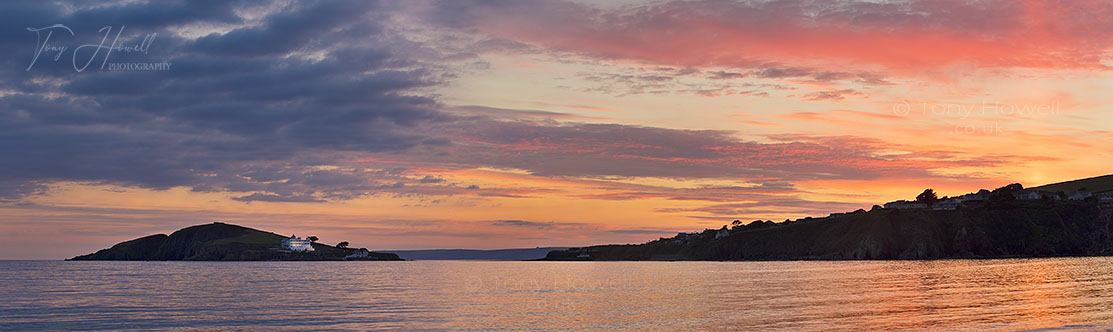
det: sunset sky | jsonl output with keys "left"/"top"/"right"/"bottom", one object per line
{"left": 3, "top": 0, "right": 1113, "bottom": 259}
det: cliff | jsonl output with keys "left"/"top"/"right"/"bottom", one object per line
{"left": 546, "top": 195, "right": 1113, "bottom": 261}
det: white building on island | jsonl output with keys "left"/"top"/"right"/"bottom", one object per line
{"left": 282, "top": 235, "right": 314, "bottom": 252}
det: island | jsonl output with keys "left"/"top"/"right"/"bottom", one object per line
{"left": 544, "top": 174, "right": 1113, "bottom": 261}
{"left": 69, "top": 222, "right": 402, "bottom": 261}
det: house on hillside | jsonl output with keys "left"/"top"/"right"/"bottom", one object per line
{"left": 885, "top": 200, "right": 930, "bottom": 208}
{"left": 673, "top": 232, "right": 701, "bottom": 243}
{"left": 282, "top": 235, "right": 314, "bottom": 252}
{"left": 960, "top": 189, "right": 991, "bottom": 201}
{"left": 932, "top": 199, "right": 961, "bottom": 210}
{"left": 1069, "top": 190, "right": 1092, "bottom": 200}
{"left": 1013, "top": 190, "right": 1042, "bottom": 200}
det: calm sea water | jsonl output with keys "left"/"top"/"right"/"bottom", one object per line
{"left": 4, "top": 258, "right": 1113, "bottom": 331}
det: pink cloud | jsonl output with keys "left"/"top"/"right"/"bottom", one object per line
{"left": 428, "top": 0, "right": 1113, "bottom": 73}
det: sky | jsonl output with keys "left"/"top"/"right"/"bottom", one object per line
{"left": 2, "top": 0, "right": 1112, "bottom": 259}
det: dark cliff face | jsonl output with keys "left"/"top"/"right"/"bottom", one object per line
{"left": 70, "top": 223, "right": 402, "bottom": 261}
{"left": 547, "top": 200, "right": 1113, "bottom": 261}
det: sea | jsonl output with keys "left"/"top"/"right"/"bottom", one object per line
{"left": 4, "top": 258, "right": 1113, "bottom": 331}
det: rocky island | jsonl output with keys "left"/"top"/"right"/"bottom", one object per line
{"left": 69, "top": 222, "right": 402, "bottom": 261}
{"left": 545, "top": 174, "right": 1113, "bottom": 261}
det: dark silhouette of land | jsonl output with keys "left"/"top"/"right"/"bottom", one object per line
{"left": 545, "top": 175, "right": 1113, "bottom": 261}
{"left": 69, "top": 222, "right": 401, "bottom": 261}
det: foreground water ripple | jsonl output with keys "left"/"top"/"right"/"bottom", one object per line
{"left": 5, "top": 258, "right": 1113, "bottom": 331}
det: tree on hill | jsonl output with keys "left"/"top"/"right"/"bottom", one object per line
{"left": 916, "top": 189, "right": 939, "bottom": 205}
{"left": 337, "top": 241, "right": 349, "bottom": 249}
{"left": 996, "top": 183, "right": 1023, "bottom": 192}
{"left": 731, "top": 220, "right": 742, "bottom": 227}
{"left": 749, "top": 220, "right": 772, "bottom": 229}
{"left": 307, "top": 236, "right": 319, "bottom": 242}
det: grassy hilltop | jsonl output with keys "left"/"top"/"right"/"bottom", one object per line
{"left": 1032, "top": 174, "right": 1113, "bottom": 195}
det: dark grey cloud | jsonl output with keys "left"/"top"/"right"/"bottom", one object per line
{"left": 801, "top": 89, "right": 865, "bottom": 101}
{"left": 0, "top": 0, "right": 448, "bottom": 201}
{"left": 415, "top": 120, "right": 984, "bottom": 181}
{"left": 750, "top": 66, "right": 891, "bottom": 85}
{"left": 68, "top": 0, "right": 242, "bottom": 30}
{"left": 0, "top": 0, "right": 1028, "bottom": 206}
{"left": 605, "top": 229, "right": 678, "bottom": 235}
{"left": 659, "top": 198, "right": 866, "bottom": 219}
{"left": 493, "top": 219, "right": 550, "bottom": 228}
{"left": 191, "top": 0, "right": 379, "bottom": 57}
{"left": 492, "top": 219, "right": 689, "bottom": 237}
{"left": 573, "top": 65, "right": 845, "bottom": 97}
{"left": 233, "top": 193, "right": 326, "bottom": 203}
{"left": 419, "top": 176, "right": 446, "bottom": 184}
{"left": 708, "top": 71, "right": 746, "bottom": 80}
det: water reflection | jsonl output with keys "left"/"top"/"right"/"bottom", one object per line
{"left": 3, "top": 259, "right": 1113, "bottom": 331}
